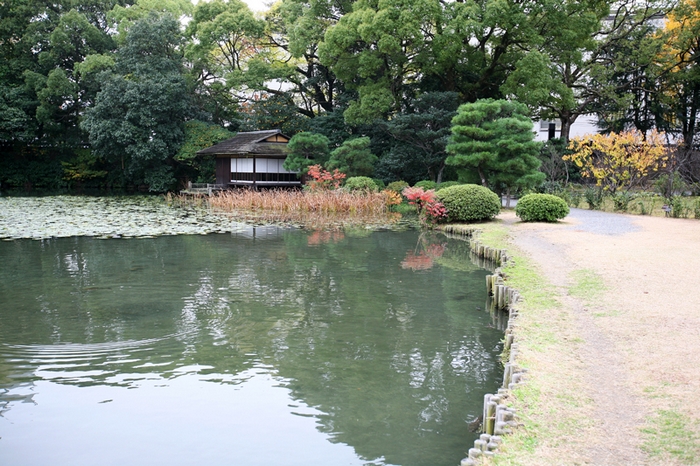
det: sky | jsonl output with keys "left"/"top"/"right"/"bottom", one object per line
{"left": 191, "top": 0, "right": 273, "bottom": 13}
{"left": 244, "top": 0, "right": 273, "bottom": 12}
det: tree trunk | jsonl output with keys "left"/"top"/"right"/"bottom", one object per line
{"left": 436, "top": 164, "right": 444, "bottom": 184}
{"left": 478, "top": 167, "right": 488, "bottom": 187}
{"left": 559, "top": 112, "right": 579, "bottom": 143}
{"left": 560, "top": 116, "right": 572, "bottom": 143}
{"left": 685, "top": 85, "right": 699, "bottom": 148}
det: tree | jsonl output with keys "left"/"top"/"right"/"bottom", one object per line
{"left": 445, "top": 99, "right": 544, "bottom": 198}
{"left": 645, "top": 0, "right": 700, "bottom": 185}
{"left": 537, "top": 138, "right": 577, "bottom": 185}
{"left": 0, "top": 85, "right": 36, "bottom": 143}
{"left": 186, "top": 0, "right": 267, "bottom": 109}
{"left": 327, "top": 137, "right": 378, "bottom": 177}
{"left": 318, "top": 0, "right": 440, "bottom": 123}
{"left": 565, "top": 129, "right": 669, "bottom": 194}
{"left": 317, "top": 0, "right": 543, "bottom": 124}
{"left": 18, "top": 5, "right": 118, "bottom": 146}
{"left": 81, "top": 12, "right": 190, "bottom": 191}
{"left": 654, "top": 0, "right": 700, "bottom": 147}
{"left": 174, "top": 120, "right": 235, "bottom": 182}
{"left": 283, "top": 132, "right": 331, "bottom": 174}
{"left": 502, "top": 0, "right": 665, "bottom": 141}
{"left": 109, "top": 0, "right": 193, "bottom": 43}
{"left": 239, "top": 93, "right": 310, "bottom": 135}
{"left": 262, "top": 0, "right": 348, "bottom": 116}
{"left": 0, "top": 0, "right": 39, "bottom": 90}
{"left": 378, "top": 92, "right": 459, "bottom": 183}
{"left": 587, "top": 16, "right": 662, "bottom": 136}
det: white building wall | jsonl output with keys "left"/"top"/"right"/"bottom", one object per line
{"left": 230, "top": 158, "right": 296, "bottom": 174}
{"left": 533, "top": 115, "right": 600, "bottom": 142}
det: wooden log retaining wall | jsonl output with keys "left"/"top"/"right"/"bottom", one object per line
{"left": 439, "top": 225, "right": 526, "bottom": 466}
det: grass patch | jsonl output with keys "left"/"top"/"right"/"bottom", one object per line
{"left": 641, "top": 410, "right": 700, "bottom": 464}
{"left": 498, "top": 383, "right": 543, "bottom": 456}
{"left": 592, "top": 309, "right": 621, "bottom": 318}
{"left": 568, "top": 269, "right": 605, "bottom": 302}
{"left": 453, "top": 220, "right": 597, "bottom": 466}
{"left": 476, "top": 223, "right": 510, "bottom": 250}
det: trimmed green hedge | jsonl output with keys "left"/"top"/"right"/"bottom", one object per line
{"left": 436, "top": 184, "right": 501, "bottom": 222}
{"left": 515, "top": 193, "right": 570, "bottom": 222}
{"left": 344, "top": 176, "right": 378, "bottom": 192}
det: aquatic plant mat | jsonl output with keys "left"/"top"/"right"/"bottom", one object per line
{"left": 0, "top": 196, "right": 243, "bottom": 240}
{"left": 0, "top": 194, "right": 402, "bottom": 241}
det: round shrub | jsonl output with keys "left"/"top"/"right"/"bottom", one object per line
{"left": 515, "top": 193, "right": 570, "bottom": 222}
{"left": 435, "top": 181, "right": 460, "bottom": 191}
{"left": 387, "top": 180, "right": 409, "bottom": 194}
{"left": 436, "top": 184, "right": 501, "bottom": 222}
{"left": 344, "top": 176, "right": 378, "bottom": 192}
{"left": 372, "top": 178, "right": 386, "bottom": 190}
{"left": 414, "top": 180, "right": 437, "bottom": 190}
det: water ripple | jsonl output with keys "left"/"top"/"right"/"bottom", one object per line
{"left": 0, "top": 333, "right": 192, "bottom": 387}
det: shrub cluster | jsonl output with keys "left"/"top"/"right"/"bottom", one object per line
{"left": 436, "top": 184, "right": 500, "bottom": 222}
{"left": 372, "top": 178, "right": 386, "bottom": 189}
{"left": 402, "top": 186, "right": 447, "bottom": 225}
{"left": 344, "top": 176, "right": 379, "bottom": 192}
{"left": 387, "top": 180, "right": 409, "bottom": 194}
{"left": 515, "top": 193, "right": 570, "bottom": 222}
{"left": 414, "top": 180, "right": 437, "bottom": 190}
{"left": 435, "top": 181, "right": 460, "bottom": 191}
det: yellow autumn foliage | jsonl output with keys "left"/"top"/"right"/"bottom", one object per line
{"left": 565, "top": 129, "right": 669, "bottom": 193}
{"left": 658, "top": 0, "right": 700, "bottom": 69}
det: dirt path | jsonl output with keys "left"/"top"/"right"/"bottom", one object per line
{"left": 500, "top": 208, "right": 700, "bottom": 465}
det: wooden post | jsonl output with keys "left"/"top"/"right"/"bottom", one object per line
{"left": 483, "top": 394, "right": 491, "bottom": 430}
{"left": 485, "top": 401, "right": 497, "bottom": 435}
{"left": 253, "top": 155, "right": 257, "bottom": 190}
{"left": 503, "top": 363, "right": 512, "bottom": 387}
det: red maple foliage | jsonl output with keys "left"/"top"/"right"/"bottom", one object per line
{"left": 306, "top": 165, "right": 346, "bottom": 191}
{"left": 400, "top": 241, "right": 446, "bottom": 270}
{"left": 307, "top": 230, "right": 346, "bottom": 245}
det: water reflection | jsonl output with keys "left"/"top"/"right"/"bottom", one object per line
{"left": 0, "top": 229, "right": 504, "bottom": 466}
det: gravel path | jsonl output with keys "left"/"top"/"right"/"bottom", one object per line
{"left": 564, "top": 208, "right": 641, "bottom": 236}
{"left": 499, "top": 209, "right": 700, "bottom": 465}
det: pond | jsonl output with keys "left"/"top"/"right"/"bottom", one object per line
{"left": 0, "top": 227, "right": 504, "bottom": 466}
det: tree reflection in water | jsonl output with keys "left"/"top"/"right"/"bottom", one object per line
{"left": 0, "top": 229, "right": 504, "bottom": 466}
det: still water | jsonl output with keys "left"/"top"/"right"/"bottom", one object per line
{"left": 0, "top": 228, "right": 504, "bottom": 466}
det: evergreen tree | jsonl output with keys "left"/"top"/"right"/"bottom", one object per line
{"left": 81, "top": 12, "right": 190, "bottom": 191}
{"left": 446, "top": 99, "right": 544, "bottom": 197}
{"left": 378, "top": 92, "right": 460, "bottom": 183}
{"left": 283, "top": 132, "right": 331, "bottom": 174}
{"left": 327, "top": 137, "right": 378, "bottom": 177}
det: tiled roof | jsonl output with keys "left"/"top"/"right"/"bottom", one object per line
{"left": 197, "top": 130, "right": 290, "bottom": 156}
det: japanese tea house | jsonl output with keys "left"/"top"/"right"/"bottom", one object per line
{"left": 197, "top": 129, "right": 300, "bottom": 188}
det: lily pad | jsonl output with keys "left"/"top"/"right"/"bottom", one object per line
{"left": 0, "top": 196, "right": 254, "bottom": 240}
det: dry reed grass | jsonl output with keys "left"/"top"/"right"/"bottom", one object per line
{"left": 180, "top": 189, "right": 402, "bottom": 228}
